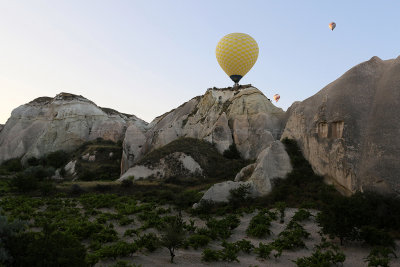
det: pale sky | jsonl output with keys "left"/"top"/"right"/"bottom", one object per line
{"left": 1, "top": 0, "right": 399, "bottom": 124}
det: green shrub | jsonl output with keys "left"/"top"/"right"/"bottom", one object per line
{"left": 365, "top": 246, "right": 397, "bottom": 267}
{"left": 44, "top": 150, "right": 69, "bottom": 169}
{"left": 9, "top": 173, "right": 39, "bottom": 193}
{"left": 228, "top": 184, "right": 251, "bottom": 208}
{"left": 293, "top": 239, "right": 346, "bottom": 267}
{"left": 360, "top": 226, "right": 395, "bottom": 248}
{"left": 124, "top": 229, "right": 139, "bottom": 237}
{"left": 8, "top": 228, "right": 86, "bottom": 267}
{"left": 39, "top": 181, "right": 56, "bottom": 196}
{"left": 316, "top": 194, "right": 360, "bottom": 245}
{"left": 0, "top": 215, "right": 25, "bottom": 264}
{"left": 220, "top": 241, "right": 240, "bottom": 262}
{"left": 92, "top": 241, "right": 137, "bottom": 260}
{"left": 27, "top": 157, "right": 40, "bottom": 166}
{"left": 246, "top": 211, "right": 272, "bottom": 238}
{"left": 202, "top": 248, "right": 221, "bottom": 262}
{"left": 275, "top": 201, "right": 287, "bottom": 223}
{"left": 234, "top": 239, "right": 254, "bottom": 254}
{"left": 185, "top": 234, "right": 211, "bottom": 249}
{"left": 223, "top": 143, "right": 241, "bottom": 159}
{"left": 1, "top": 158, "right": 23, "bottom": 172}
{"left": 69, "top": 184, "right": 85, "bottom": 195}
{"left": 111, "top": 260, "right": 142, "bottom": 267}
{"left": 292, "top": 209, "right": 312, "bottom": 222}
{"left": 121, "top": 179, "right": 133, "bottom": 188}
{"left": 255, "top": 242, "right": 273, "bottom": 259}
{"left": 137, "top": 233, "right": 160, "bottom": 252}
{"left": 206, "top": 214, "right": 240, "bottom": 240}
{"left": 161, "top": 214, "right": 186, "bottom": 263}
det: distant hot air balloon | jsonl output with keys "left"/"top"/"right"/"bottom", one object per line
{"left": 329, "top": 22, "right": 336, "bottom": 31}
{"left": 216, "top": 33, "right": 259, "bottom": 86}
{"left": 273, "top": 94, "right": 280, "bottom": 102}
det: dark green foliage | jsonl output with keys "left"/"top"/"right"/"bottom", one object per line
{"left": 246, "top": 211, "right": 272, "bottom": 238}
{"left": 110, "top": 260, "right": 142, "bottom": 267}
{"left": 272, "top": 220, "right": 310, "bottom": 251}
{"left": 0, "top": 158, "right": 23, "bottom": 172}
{"left": 202, "top": 248, "right": 221, "bottom": 262}
{"left": 293, "top": 240, "right": 346, "bottom": 267}
{"left": 44, "top": 150, "right": 70, "bottom": 168}
{"left": 220, "top": 241, "right": 240, "bottom": 262}
{"left": 39, "top": 180, "right": 56, "bottom": 196}
{"left": 223, "top": 143, "right": 241, "bottom": 159}
{"left": 161, "top": 214, "right": 186, "bottom": 263}
{"left": 73, "top": 139, "right": 122, "bottom": 181}
{"left": 121, "top": 179, "right": 133, "bottom": 188}
{"left": 0, "top": 215, "right": 25, "bottom": 264}
{"left": 206, "top": 214, "right": 240, "bottom": 240}
{"left": 137, "top": 233, "right": 160, "bottom": 252}
{"left": 8, "top": 226, "right": 86, "bottom": 267}
{"left": 27, "top": 157, "right": 40, "bottom": 166}
{"left": 69, "top": 184, "right": 85, "bottom": 195}
{"left": 87, "top": 241, "right": 137, "bottom": 264}
{"left": 9, "top": 166, "right": 57, "bottom": 193}
{"left": 234, "top": 239, "right": 254, "bottom": 254}
{"left": 365, "top": 246, "right": 397, "bottom": 267}
{"left": 185, "top": 234, "right": 211, "bottom": 249}
{"left": 254, "top": 242, "right": 273, "bottom": 259}
{"left": 275, "top": 201, "right": 286, "bottom": 223}
{"left": 317, "top": 191, "right": 400, "bottom": 246}
{"left": 124, "top": 229, "right": 139, "bottom": 237}
{"left": 228, "top": 184, "right": 251, "bottom": 208}
{"left": 9, "top": 173, "right": 40, "bottom": 193}
{"left": 360, "top": 226, "right": 396, "bottom": 249}
{"left": 292, "top": 209, "right": 312, "bottom": 222}
{"left": 317, "top": 194, "right": 360, "bottom": 245}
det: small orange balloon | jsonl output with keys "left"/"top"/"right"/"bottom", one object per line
{"left": 273, "top": 94, "right": 280, "bottom": 102}
{"left": 329, "top": 22, "right": 336, "bottom": 31}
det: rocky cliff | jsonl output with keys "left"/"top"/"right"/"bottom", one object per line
{"left": 122, "top": 85, "right": 286, "bottom": 173}
{"left": 282, "top": 56, "right": 400, "bottom": 195}
{"left": 0, "top": 92, "right": 147, "bottom": 164}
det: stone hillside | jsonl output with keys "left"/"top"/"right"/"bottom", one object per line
{"left": 282, "top": 56, "right": 400, "bottom": 195}
{"left": 0, "top": 92, "right": 147, "bottom": 163}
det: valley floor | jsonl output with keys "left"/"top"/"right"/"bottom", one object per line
{"left": 98, "top": 208, "right": 400, "bottom": 267}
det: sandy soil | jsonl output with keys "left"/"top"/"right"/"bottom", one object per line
{"left": 97, "top": 208, "right": 400, "bottom": 267}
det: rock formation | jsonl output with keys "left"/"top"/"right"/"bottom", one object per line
{"left": 0, "top": 124, "right": 3, "bottom": 133}
{"left": 197, "top": 140, "right": 292, "bottom": 204}
{"left": 119, "top": 152, "right": 203, "bottom": 181}
{"left": 282, "top": 56, "right": 400, "bottom": 195}
{"left": 0, "top": 92, "right": 146, "bottom": 164}
{"left": 121, "top": 85, "right": 286, "bottom": 173}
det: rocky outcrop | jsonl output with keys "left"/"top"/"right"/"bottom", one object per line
{"left": 195, "top": 181, "right": 254, "bottom": 206}
{"left": 282, "top": 56, "right": 400, "bottom": 195}
{"left": 0, "top": 92, "right": 146, "bottom": 164}
{"left": 242, "top": 140, "right": 292, "bottom": 195}
{"left": 196, "top": 140, "right": 292, "bottom": 204}
{"left": 122, "top": 86, "right": 285, "bottom": 173}
{"left": 118, "top": 152, "right": 202, "bottom": 181}
{"left": 0, "top": 124, "right": 4, "bottom": 133}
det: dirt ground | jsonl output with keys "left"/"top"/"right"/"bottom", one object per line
{"left": 97, "top": 208, "right": 400, "bottom": 267}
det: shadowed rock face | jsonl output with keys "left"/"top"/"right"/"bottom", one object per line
{"left": 121, "top": 86, "right": 286, "bottom": 173}
{"left": 0, "top": 92, "right": 147, "bottom": 163}
{"left": 282, "top": 56, "right": 400, "bottom": 195}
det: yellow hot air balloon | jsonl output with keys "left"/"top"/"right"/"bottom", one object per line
{"left": 329, "top": 22, "right": 336, "bottom": 31}
{"left": 216, "top": 33, "right": 259, "bottom": 85}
